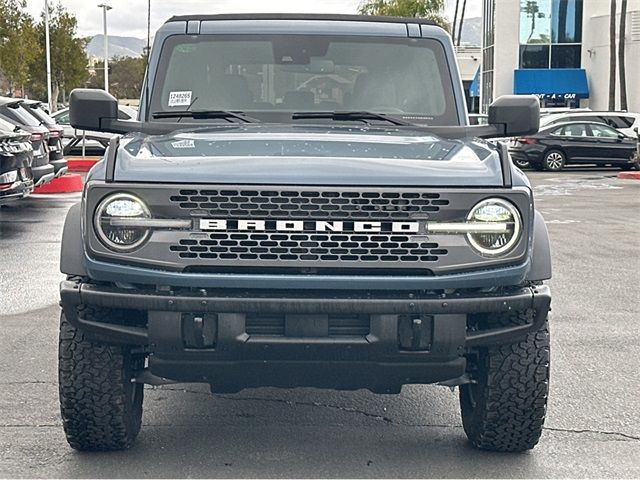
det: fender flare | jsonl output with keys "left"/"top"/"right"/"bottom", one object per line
{"left": 527, "top": 210, "right": 552, "bottom": 281}
{"left": 60, "top": 202, "right": 88, "bottom": 277}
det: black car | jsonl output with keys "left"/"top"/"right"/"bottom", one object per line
{"left": 23, "top": 100, "right": 67, "bottom": 177}
{"left": 0, "top": 97, "right": 54, "bottom": 186}
{"left": 0, "top": 116, "right": 34, "bottom": 205}
{"left": 510, "top": 121, "right": 639, "bottom": 171}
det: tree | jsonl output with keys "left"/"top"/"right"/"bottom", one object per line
{"left": 456, "top": 0, "right": 467, "bottom": 46}
{"left": 358, "top": 0, "right": 449, "bottom": 31}
{"left": 27, "top": 4, "right": 88, "bottom": 105}
{"left": 608, "top": 0, "right": 616, "bottom": 111}
{"left": 619, "top": 0, "right": 627, "bottom": 110}
{"left": 0, "top": 0, "right": 41, "bottom": 95}
{"left": 86, "top": 55, "right": 147, "bottom": 99}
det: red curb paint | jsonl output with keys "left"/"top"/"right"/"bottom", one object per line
{"left": 66, "top": 157, "right": 100, "bottom": 173}
{"left": 617, "top": 171, "right": 640, "bottom": 180}
{"left": 34, "top": 173, "right": 84, "bottom": 194}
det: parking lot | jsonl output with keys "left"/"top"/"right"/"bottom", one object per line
{"left": 0, "top": 169, "right": 638, "bottom": 478}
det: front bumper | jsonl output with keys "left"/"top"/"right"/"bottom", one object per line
{"left": 60, "top": 280, "right": 551, "bottom": 391}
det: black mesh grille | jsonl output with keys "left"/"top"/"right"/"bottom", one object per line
{"left": 245, "top": 313, "right": 370, "bottom": 336}
{"left": 170, "top": 188, "right": 449, "bottom": 219}
{"left": 170, "top": 232, "right": 448, "bottom": 263}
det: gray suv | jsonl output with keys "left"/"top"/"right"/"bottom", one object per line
{"left": 59, "top": 14, "right": 552, "bottom": 453}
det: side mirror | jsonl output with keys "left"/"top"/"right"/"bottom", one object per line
{"left": 488, "top": 95, "right": 540, "bottom": 137}
{"left": 69, "top": 88, "right": 140, "bottom": 134}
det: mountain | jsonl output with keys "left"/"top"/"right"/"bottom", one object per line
{"left": 86, "top": 35, "right": 146, "bottom": 59}
{"left": 457, "top": 17, "right": 482, "bottom": 46}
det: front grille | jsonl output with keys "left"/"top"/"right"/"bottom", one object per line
{"left": 170, "top": 188, "right": 449, "bottom": 219}
{"left": 245, "top": 313, "right": 370, "bottom": 336}
{"left": 170, "top": 232, "right": 448, "bottom": 263}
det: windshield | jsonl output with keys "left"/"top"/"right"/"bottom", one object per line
{"left": 150, "top": 34, "right": 457, "bottom": 125}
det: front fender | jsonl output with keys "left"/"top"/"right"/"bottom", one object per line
{"left": 60, "top": 202, "right": 88, "bottom": 277}
{"left": 527, "top": 210, "right": 552, "bottom": 281}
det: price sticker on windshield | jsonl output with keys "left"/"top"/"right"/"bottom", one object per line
{"left": 168, "top": 91, "right": 192, "bottom": 107}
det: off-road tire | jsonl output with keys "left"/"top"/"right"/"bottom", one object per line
{"left": 459, "top": 309, "right": 550, "bottom": 452}
{"left": 58, "top": 308, "right": 144, "bottom": 451}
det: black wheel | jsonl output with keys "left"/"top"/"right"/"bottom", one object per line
{"left": 460, "top": 309, "right": 550, "bottom": 452}
{"left": 58, "top": 308, "right": 144, "bottom": 451}
{"left": 542, "top": 150, "right": 565, "bottom": 171}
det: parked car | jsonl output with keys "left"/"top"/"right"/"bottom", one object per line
{"left": 540, "top": 111, "right": 640, "bottom": 137}
{"left": 0, "top": 116, "right": 34, "bottom": 205}
{"left": 52, "top": 104, "right": 137, "bottom": 154}
{"left": 509, "top": 121, "right": 639, "bottom": 171}
{"left": 0, "top": 97, "right": 55, "bottom": 186}
{"left": 468, "top": 113, "right": 488, "bottom": 125}
{"left": 22, "top": 100, "right": 67, "bottom": 177}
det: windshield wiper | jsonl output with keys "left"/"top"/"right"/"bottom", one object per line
{"left": 291, "top": 111, "right": 414, "bottom": 126}
{"left": 152, "top": 110, "right": 259, "bottom": 123}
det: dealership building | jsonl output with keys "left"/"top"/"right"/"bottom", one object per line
{"left": 480, "top": 0, "right": 640, "bottom": 113}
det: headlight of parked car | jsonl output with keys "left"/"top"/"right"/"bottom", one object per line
{"left": 466, "top": 198, "right": 522, "bottom": 256}
{"left": 94, "top": 193, "right": 151, "bottom": 251}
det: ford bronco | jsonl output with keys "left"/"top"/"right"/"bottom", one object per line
{"left": 59, "top": 14, "right": 551, "bottom": 453}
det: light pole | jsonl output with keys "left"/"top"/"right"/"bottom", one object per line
{"left": 44, "top": 0, "right": 53, "bottom": 112}
{"left": 97, "top": 3, "right": 112, "bottom": 93}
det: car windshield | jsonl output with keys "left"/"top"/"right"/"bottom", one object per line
{"left": 149, "top": 34, "right": 457, "bottom": 125}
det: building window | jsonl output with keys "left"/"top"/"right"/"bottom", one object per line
{"left": 550, "top": 44, "right": 581, "bottom": 68}
{"left": 481, "top": 0, "right": 496, "bottom": 112}
{"left": 519, "top": 0, "right": 583, "bottom": 69}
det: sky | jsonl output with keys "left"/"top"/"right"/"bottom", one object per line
{"left": 23, "top": 0, "right": 482, "bottom": 39}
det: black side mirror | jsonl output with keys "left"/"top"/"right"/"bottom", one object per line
{"left": 69, "top": 88, "right": 141, "bottom": 134}
{"left": 488, "top": 95, "right": 540, "bottom": 137}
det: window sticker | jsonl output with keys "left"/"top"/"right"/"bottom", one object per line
{"left": 168, "top": 91, "right": 192, "bottom": 107}
{"left": 171, "top": 139, "right": 195, "bottom": 149}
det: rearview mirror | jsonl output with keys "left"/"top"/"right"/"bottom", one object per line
{"left": 488, "top": 95, "right": 540, "bottom": 137}
{"left": 69, "top": 88, "right": 140, "bottom": 134}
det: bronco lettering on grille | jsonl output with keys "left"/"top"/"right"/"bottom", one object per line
{"left": 199, "top": 219, "right": 421, "bottom": 233}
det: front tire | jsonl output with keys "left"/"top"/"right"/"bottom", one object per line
{"left": 459, "top": 309, "right": 550, "bottom": 452}
{"left": 58, "top": 309, "right": 144, "bottom": 451}
{"left": 543, "top": 150, "right": 565, "bottom": 171}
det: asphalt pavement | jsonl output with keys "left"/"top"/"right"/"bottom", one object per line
{"left": 0, "top": 170, "right": 639, "bottom": 478}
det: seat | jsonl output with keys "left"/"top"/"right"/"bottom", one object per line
{"left": 282, "top": 91, "right": 315, "bottom": 110}
{"left": 348, "top": 73, "right": 398, "bottom": 111}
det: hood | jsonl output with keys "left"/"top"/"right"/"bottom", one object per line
{"left": 113, "top": 124, "right": 504, "bottom": 186}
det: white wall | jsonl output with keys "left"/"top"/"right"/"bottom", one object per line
{"left": 582, "top": 4, "right": 640, "bottom": 112}
{"left": 492, "top": 0, "right": 521, "bottom": 100}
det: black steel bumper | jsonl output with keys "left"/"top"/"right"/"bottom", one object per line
{"left": 60, "top": 280, "right": 550, "bottom": 391}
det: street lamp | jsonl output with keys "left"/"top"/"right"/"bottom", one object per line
{"left": 97, "top": 3, "right": 112, "bottom": 93}
{"left": 44, "top": 0, "right": 52, "bottom": 112}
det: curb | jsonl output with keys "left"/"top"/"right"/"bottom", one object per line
{"left": 617, "top": 171, "right": 640, "bottom": 180}
{"left": 34, "top": 173, "right": 84, "bottom": 194}
{"left": 66, "top": 157, "right": 100, "bottom": 173}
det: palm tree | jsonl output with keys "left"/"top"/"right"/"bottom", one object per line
{"left": 456, "top": 0, "right": 467, "bottom": 46}
{"left": 452, "top": 0, "right": 460, "bottom": 45}
{"left": 619, "top": 0, "right": 627, "bottom": 110}
{"left": 608, "top": 0, "right": 617, "bottom": 111}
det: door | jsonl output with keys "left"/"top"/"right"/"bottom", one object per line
{"left": 551, "top": 123, "right": 594, "bottom": 162}
{"left": 586, "top": 124, "right": 635, "bottom": 163}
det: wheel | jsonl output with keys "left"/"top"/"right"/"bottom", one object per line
{"left": 620, "top": 156, "right": 640, "bottom": 171}
{"left": 459, "top": 309, "right": 550, "bottom": 452}
{"left": 58, "top": 308, "right": 144, "bottom": 451}
{"left": 542, "top": 150, "right": 565, "bottom": 171}
{"left": 512, "top": 158, "right": 530, "bottom": 169}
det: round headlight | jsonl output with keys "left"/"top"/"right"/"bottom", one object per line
{"left": 94, "top": 193, "right": 151, "bottom": 251}
{"left": 466, "top": 198, "right": 522, "bottom": 256}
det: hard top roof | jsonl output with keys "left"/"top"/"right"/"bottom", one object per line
{"left": 167, "top": 13, "right": 437, "bottom": 26}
